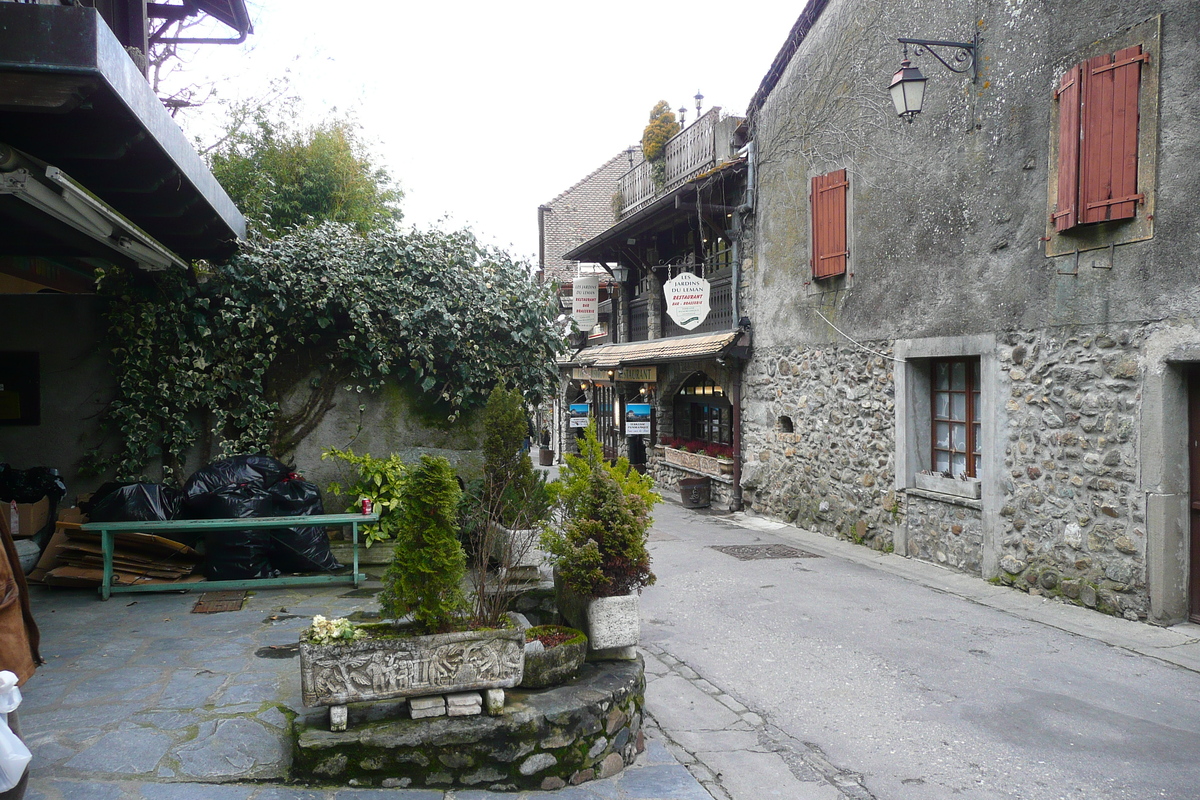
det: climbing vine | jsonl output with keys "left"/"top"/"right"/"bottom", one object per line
{"left": 95, "top": 222, "right": 564, "bottom": 482}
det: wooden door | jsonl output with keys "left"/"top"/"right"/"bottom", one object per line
{"left": 1187, "top": 373, "right": 1200, "bottom": 623}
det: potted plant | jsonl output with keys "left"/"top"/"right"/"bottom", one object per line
{"left": 542, "top": 422, "right": 659, "bottom": 659}
{"left": 519, "top": 624, "right": 588, "bottom": 689}
{"left": 299, "top": 455, "right": 524, "bottom": 730}
{"left": 478, "top": 386, "right": 551, "bottom": 583}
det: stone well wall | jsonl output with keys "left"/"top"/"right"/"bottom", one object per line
{"left": 740, "top": 343, "right": 899, "bottom": 551}
{"left": 293, "top": 658, "right": 645, "bottom": 791}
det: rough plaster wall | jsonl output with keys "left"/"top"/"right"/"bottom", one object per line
{"left": 739, "top": 0, "right": 1199, "bottom": 616}
{"left": 0, "top": 294, "right": 113, "bottom": 500}
{"left": 747, "top": 0, "right": 1200, "bottom": 349}
{"left": 0, "top": 295, "right": 484, "bottom": 503}
{"left": 288, "top": 379, "right": 484, "bottom": 505}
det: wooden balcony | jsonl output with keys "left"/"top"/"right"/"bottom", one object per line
{"left": 617, "top": 109, "right": 743, "bottom": 219}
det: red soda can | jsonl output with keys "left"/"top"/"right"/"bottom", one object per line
{"left": 361, "top": 497, "right": 373, "bottom": 515}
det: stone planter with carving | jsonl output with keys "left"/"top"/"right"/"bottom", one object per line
{"left": 662, "top": 446, "right": 734, "bottom": 477}
{"left": 299, "top": 615, "right": 524, "bottom": 729}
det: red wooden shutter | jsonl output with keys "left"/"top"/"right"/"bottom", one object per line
{"left": 1053, "top": 64, "right": 1081, "bottom": 232}
{"left": 1079, "top": 45, "right": 1146, "bottom": 224}
{"left": 811, "top": 169, "right": 848, "bottom": 279}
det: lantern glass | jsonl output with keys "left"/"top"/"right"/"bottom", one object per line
{"left": 889, "top": 60, "right": 927, "bottom": 118}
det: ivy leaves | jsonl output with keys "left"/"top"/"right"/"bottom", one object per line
{"left": 97, "top": 222, "right": 565, "bottom": 482}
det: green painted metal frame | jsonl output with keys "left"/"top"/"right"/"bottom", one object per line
{"left": 80, "top": 512, "right": 378, "bottom": 600}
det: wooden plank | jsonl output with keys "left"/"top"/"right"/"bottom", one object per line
{"left": 1112, "top": 45, "right": 1142, "bottom": 221}
{"left": 80, "top": 512, "right": 378, "bottom": 533}
{"left": 1054, "top": 64, "right": 1081, "bottom": 231}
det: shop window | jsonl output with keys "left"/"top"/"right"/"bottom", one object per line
{"left": 0, "top": 352, "right": 39, "bottom": 426}
{"left": 672, "top": 373, "right": 731, "bottom": 446}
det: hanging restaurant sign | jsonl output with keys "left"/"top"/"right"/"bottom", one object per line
{"left": 664, "top": 272, "right": 711, "bottom": 331}
{"left": 572, "top": 275, "right": 599, "bottom": 332}
{"left": 569, "top": 403, "right": 590, "bottom": 428}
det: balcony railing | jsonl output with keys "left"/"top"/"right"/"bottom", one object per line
{"left": 617, "top": 109, "right": 743, "bottom": 219}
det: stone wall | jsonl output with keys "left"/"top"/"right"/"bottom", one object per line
{"left": 904, "top": 492, "right": 984, "bottom": 574}
{"left": 992, "top": 328, "right": 1146, "bottom": 619}
{"left": 649, "top": 458, "right": 737, "bottom": 512}
{"left": 739, "top": 343, "right": 898, "bottom": 551}
{"left": 293, "top": 658, "right": 645, "bottom": 791}
{"left": 738, "top": 326, "right": 1155, "bottom": 620}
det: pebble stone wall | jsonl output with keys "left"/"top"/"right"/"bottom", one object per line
{"left": 994, "top": 328, "right": 1146, "bottom": 620}
{"left": 740, "top": 344, "right": 899, "bottom": 551}
{"left": 739, "top": 328, "right": 1153, "bottom": 620}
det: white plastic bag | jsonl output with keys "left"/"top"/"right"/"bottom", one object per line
{"left": 0, "top": 671, "right": 30, "bottom": 792}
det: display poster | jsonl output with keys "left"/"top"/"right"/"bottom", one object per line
{"left": 569, "top": 403, "right": 590, "bottom": 428}
{"left": 625, "top": 403, "right": 652, "bottom": 435}
{"left": 663, "top": 272, "right": 711, "bottom": 330}
{"left": 572, "top": 275, "right": 599, "bottom": 332}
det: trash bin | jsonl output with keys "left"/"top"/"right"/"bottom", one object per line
{"left": 678, "top": 477, "right": 711, "bottom": 509}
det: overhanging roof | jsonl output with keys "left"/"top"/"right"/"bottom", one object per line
{"left": 562, "top": 159, "right": 746, "bottom": 264}
{"left": 0, "top": 3, "right": 245, "bottom": 264}
{"left": 568, "top": 330, "right": 747, "bottom": 369}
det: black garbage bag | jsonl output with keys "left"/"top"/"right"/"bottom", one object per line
{"left": 265, "top": 477, "right": 341, "bottom": 573}
{"left": 0, "top": 464, "right": 67, "bottom": 505}
{"left": 87, "top": 483, "right": 182, "bottom": 524}
{"left": 180, "top": 455, "right": 292, "bottom": 515}
{"left": 192, "top": 483, "right": 276, "bottom": 580}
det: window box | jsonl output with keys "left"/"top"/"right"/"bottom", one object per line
{"left": 913, "top": 472, "right": 981, "bottom": 500}
{"left": 661, "top": 446, "right": 734, "bottom": 477}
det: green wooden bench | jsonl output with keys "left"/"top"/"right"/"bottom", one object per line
{"left": 80, "top": 512, "right": 378, "bottom": 600}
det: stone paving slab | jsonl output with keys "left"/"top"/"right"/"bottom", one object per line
{"left": 18, "top": 581, "right": 715, "bottom": 800}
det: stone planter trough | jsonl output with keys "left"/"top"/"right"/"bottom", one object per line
{"left": 520, "top": 625, "right": 588, "bottom": 688}
{"left": 299, "top": 614, "right": 524, "bottom": 730}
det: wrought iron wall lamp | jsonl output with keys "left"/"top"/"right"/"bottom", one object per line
{"left": 889, "top": 33, "right": 978, "bottom": 122}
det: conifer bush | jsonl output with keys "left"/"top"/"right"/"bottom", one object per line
{"left": 379, "top": 455, "right": 468, "bottom": 633}
{"left": 543, "top": 422, "right": 659, "bottom": 597}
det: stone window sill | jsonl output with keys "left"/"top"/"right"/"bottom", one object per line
{"left": 905, "top": 487, "right": 983, "bottom": 511}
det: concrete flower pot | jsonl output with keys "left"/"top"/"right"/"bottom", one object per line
{"left": 489, "top": 522, "right": 546, "bottom": 582}
{"left": 556, "top": 579, "right": 640, "bottom": 660}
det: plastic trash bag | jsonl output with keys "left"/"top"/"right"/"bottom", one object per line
{"left": 180, "top": 455, "right": 292, "bottom": 514}
{"left": 0, "top": 671, "right": 30, "bottom": 794}
{"left": 191, "top": 484, "right": 275, "bottom": 581}
{"left": 0, "top": 464, "right": 66, "bottom": 505}
{"left": 266, "top": 477, "right": 341, "bottom": 574}
{"left": 86, "top": 483, "right": 182, "bottom": 524}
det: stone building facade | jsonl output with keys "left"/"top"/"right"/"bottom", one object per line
{"left": 735, "top": 1, "right": 1200, "bottom": 624}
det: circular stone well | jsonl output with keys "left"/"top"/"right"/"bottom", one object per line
{"left": 292, "top": 656, "right": 645, "bottom": 791}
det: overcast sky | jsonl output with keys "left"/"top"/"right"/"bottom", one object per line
{"left": 173, "top": 2, "right": 807, "bottom": 262}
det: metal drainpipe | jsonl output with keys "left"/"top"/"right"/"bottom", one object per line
{"left": 728, "top": 139, "right": 754, "bottom": 512}
{"left": 731, "top": 365, "right": 743, "bottom": 511}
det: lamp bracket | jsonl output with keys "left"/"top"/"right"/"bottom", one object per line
{"left": 898, "top": 34, "right": 978, "bottom": 82}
